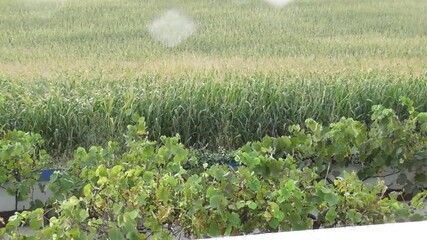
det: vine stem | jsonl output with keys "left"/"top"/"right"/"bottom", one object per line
{"left": 15, "top": 191, "right": 18, "bottom": 211}
{"left": 325, "top": 162, "right": 331, "bottom": 181}
{"left": 361, "top": 170, "right": 401, "bottom": 181}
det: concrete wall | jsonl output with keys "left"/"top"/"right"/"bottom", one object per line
{"left": 0, "top": 182, "right": 51, "bottom": 212}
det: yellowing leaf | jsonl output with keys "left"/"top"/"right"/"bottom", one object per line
{"left": 83, "top": 184, "right": 91, "bottom": 198}
{"left": 69, "top": 196, "right": 80, "bottom": 206}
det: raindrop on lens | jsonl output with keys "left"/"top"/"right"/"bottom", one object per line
{"left": 148, "top": 9, "right": 197, "bottom": 48}
{"left": 264, "top": 0, "right": 293, "bottom": 8}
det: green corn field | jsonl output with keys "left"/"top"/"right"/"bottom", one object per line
{"left": 0, "top": 0, "right": 426, "bottom": 159}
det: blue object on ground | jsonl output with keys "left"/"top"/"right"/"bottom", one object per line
{"left": 227, "top": 161, "right": 239, "bottom": 168}
{"left": 39, "top": 169, "right": 55, "bottom": 181}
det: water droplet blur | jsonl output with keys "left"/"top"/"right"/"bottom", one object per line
{"left": 148, "top": 9, "right": 197, "bottom": 48}
{"left": 264, "top": 0, "right": 293, "bottom": 8}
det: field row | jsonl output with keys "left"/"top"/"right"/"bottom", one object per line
{"left": 1, "top": 72, "right": 427, "bottom": 158}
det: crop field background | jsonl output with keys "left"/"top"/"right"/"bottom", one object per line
{"left": 1, "top": 0, "right": 427, "bottom": 76}
{"left": 1, "top": 0, "right": 427, "bottom": 159}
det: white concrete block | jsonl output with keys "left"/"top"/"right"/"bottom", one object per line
{"left": 201, "top": 221, "right": 427, "bottom": 240}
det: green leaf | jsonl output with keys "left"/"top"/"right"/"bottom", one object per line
{"left": 164, "top": 175, "right": 178, "bottom": 187}
{"left": 289, "top": 213, "right": 301, "bottom": 226}
{"left": 274, "top": 210, "right": 285, "bottom": 222}
{"left": 269, "top": 202, "right": 284, "bottom": 221}
{"left": 417, "top": 112, "right": 427, "bottom": 122}
{"left": 324, "top": 193, "right": 339, "bottom": 206}
{"left": 346, "top": 209, "right": 362, "bottom": 223}
{"left": 69, "top": 196, "right": 80, "bottom": 206}
{"left": 83, "top": 184, "right": 91, "bottom": 198}
{"left": 126, "top": 231, "right": 140, "bottom": 240}
{"left": 77, "top": 209, "right": 89, "bottom": 223}
{"left": 285, "top": 180, "right": 296, "bottom": 192}
{"left": 113, "top": 203, "right": 123, "bottom": 215}
{"left": 224, "top": 226, "right": 233, "bottom": 236}
{"left": 210, "top": 195, "right": 227, "bottom": 209}
{"left": 108, "top": 225, "right": 125, "bottom": 240}
{"left": 247, "top": 177, "right": 261, "bottom": 192}
{"left": 30, "top": 199, "right": 44, "bottom": 210}
{"left": 357, "top": 168, "right": 376, "bottom": 180}
{"left": 69, "top": 226, "right": 81, "bottom": 238}
{"left": 166, "top": 162, "right": 180, "bottom": 174}
{"left": 29, "top": 217, "right": 43, "bottom": 230}
{"left": 143, "top": 171, "right": 154, "bottom": 182}
{"left": 97, "top": 176, "right": 108, "bottom": 185}
{"left": 305, "top": 118, "right": 321, "bottom": 134}
{"left": 247, "top": 201, "right": 257, "bottom": 210}
{"left": 209, "top": 221, "right": 220, "bottom": 236}
{"left": 123, "top": 219, "right": 137, "bottom": 234}
{"left": 206, "top": 186, "right": 217, "bottom": 197}
{"left": 128, "top": 210, "right": 139, "bottom": 220}
{"left": 411, "top": 191, "right": 427, "bottom": 209}
{"left": 280, "top": 180, "right": 296, "bottom": 201}
{"left": 0, "top": 173, "right": 7, "bottom": 185}
{"left": 268, "top": 218, "right": 280, "bottom": 229}
{"left": 111, "top": 165, "right": 123, "bottom": 176}
{"left": 236, "top": 201, "right": 245, "bottom": 209}
{"left": 243, "top": 154, "right": 261, "bottom": 169}
{"left": 137, "top": 192, "right": 148, "bottom": 205}
{"left": 277, "top": 136, "right": 292, "bottom": 149}
{"left": 229, "top": 213, "right": 241, "bottom": 227}
{"left": 156, "top": 186, "right": 170, "bottom": 204}
{"left": 95, "top": 165, "right": 108, "bottom": 177}
{"left": 325, "top": 207, "right": 337, "bottom": 224}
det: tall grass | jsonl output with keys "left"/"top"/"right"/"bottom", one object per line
{"left": 1, "top": 71, "right": 427, "bottom": 158}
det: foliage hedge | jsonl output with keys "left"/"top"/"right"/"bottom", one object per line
{"left": 1, "top": 98, "right": 427, "bottom": 239}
